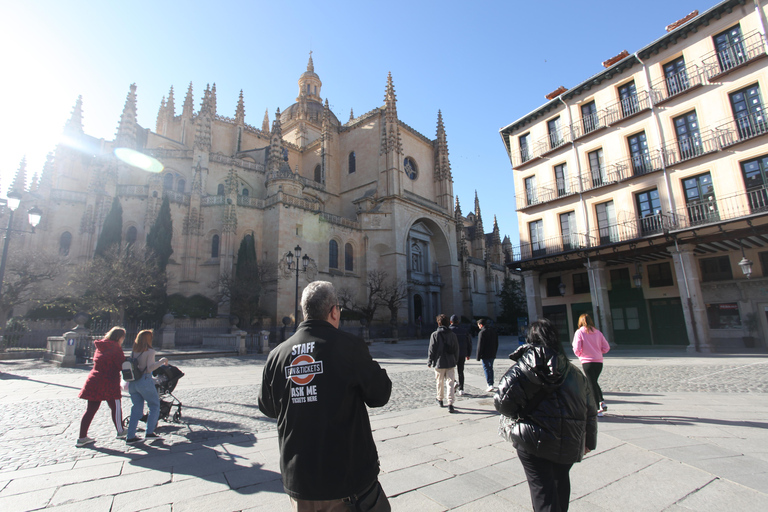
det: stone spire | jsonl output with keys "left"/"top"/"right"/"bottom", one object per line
{"left": 491, "top": 215, "right": 502, "bottom": 246}
{"left": 349, "top": 108, "right": 354, "bottom": 121}
{"left": 115, "top": 83, "right": 138, "bottom": 149}
{"left": 210, "top": 83, "right": 217, "bottom": 115}
{"left": 194, "top": 84, "right": 213, "bottom": 150}
{"left": 434, "top": 110, "right": 452, "bottom": 181}
{"left": 267, "top": 108, "right": 285, "bottom": 173}
{"left": 64, "top": 96, "right": 84, "bottom": 135}
{"left": 29, "top": 172, "right": 39, "bottom": 193}
{"left": 455, "top": 196, "right": 462, "bottom": 220}
{"left": 322, "top": 99, "right": 332, "bottom": 142}
{"left": 155, "top": 96, "right": 167, "bottom": 133}
{"left": 235, "top": 90, "right": 245, "bottom": 125}
{"left": 166, "top": 86, "right": 175, "bottom": 117}
{"left": 38, "top": 152, "right": 54, "bottom": 191}
{"left": 182, "top": 82, "right": 194, "bottom": 118}
{"left": 297, "top": 51, "right": 322, "bottom": 103}
{"left": 380, "top": 72, "right": 402, "bottom": 156}
{"left": 8, "top": 157, "right": 27, "bottom": 195}
{"left": 474, "top": 191, "right": 484, "bottom": 237}
{"left": 262, "top": 108, "right": 270, "bottom": 133}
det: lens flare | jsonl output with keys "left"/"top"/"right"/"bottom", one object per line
{"left": 114, "top": 148, "right": 164, "bottom": 173}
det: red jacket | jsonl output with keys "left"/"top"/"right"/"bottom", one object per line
{"left": 78, "top": 339, "right": 125, "bottom": 401}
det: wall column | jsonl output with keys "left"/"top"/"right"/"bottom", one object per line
{"left": 669, "top": 243, "right": 711, "bottom": 352}
{"left": 522, "top": 270, "right": 542, "bottom": 321}
{"left": 586, "top": 260, "right": 616, "bottom": 347}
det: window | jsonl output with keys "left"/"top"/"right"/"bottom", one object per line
{"left": 314, "top": 164, "right": 322, "bottom": 183}
{"left": 494, "top": 275, "right": 499, "bottom": 294}
{"left": 348, "top": 152, "right": 356, "bottom": 174}
{"left": 648, "top": 262, "right": 674, "bottom": 287}
{"left": 573, "top": 272, "right": 590, "bottom": 294}
{"left": 729, "top": 84, "right": 764, "bottom": 139}
{"left": 554, "top": 163, "right": 569, "bottom": 196}
{"left": 628, "top": 131, "right": 652, "bottom": 175}
{"left": 217, "top": 184, "right": 225, "bottom": 195}
{"left": 211, "top": 235, "right": 219, "bottom": 258}
{"left": 177, "top": 179, "right": 186, "bottom": 194}
{"left": 700, "top": 255, "right": 732, "bottom": 282}
{"left": 612, "top": 306, "right": 640, "bottom": 330}
{"left": 741, "top": 155, "right": 768, "bottom": 212}
{"left": 664, "top": 56, "right": 689, "bottom": 96}
{"left": 411, "top": 243, "right": 423, "bottom": 272}
{"left": 242, "top": 188, "right": 249, "bottom": 196}
{"left": 126, "top": 226, "right": 137, "bottom": 246}
{"left": 404, "top": 157, "right": 418, "bottom": 180}
{"left": 344, "top": 243, "right": 353, "bottom": 271}
{"left": 519, "top": 133, "right": 531, "bottom": 162}
{"left": 714, "top": 25, "right": 746, "bottom": 72}
{"left": 610, "top": 268, "right": 631, "bottom": 290}
{"left": 546, "top": 277, "right": 563, "bottom": 297}
{"left": 163, "top": 173, "right": 174, "bottom": 190}
{"left": 547, "top": 117, "right": 563, "bottom": 149}
{"left": 588, "top": 148, "right": 606, "bottom": 187}
{"left": 473, "top": 270, "right": 478, "bottom": 291}
{"left": 618, "top": 81, "right": 639, "bottom": 118}
{"left": 581, "top": 101, "right": 598, "bottom": 134}
{"left": 673, "top": 111, "right": 702, "bottom": 160}
{"left": 759, "top": 250, "right": 768, "bottom": 276}
{"left": 524, "top": 176, "right": 537, "bottom": 206}
{"left": 684, "top": 173, "right": 718, "bottom": 225}
{"left": 596, "top": 201, "right": 617, "bottom": 244}
{"left": 636, "top": 188, "right": 662, "bottom": 235}
{"left": 706, "top": 302, "right": 742, "bottom": 329}
{"left": 329, "top": 240, "right": 339, "bottom": 269}
{"left": 59, "top": 231, "right": 72, "bottom": 256}
{"left": 559, "top": 211, "right": 577, "bottom": 250}
{"left": 529, "top": 220, "right": 545, "bottom": 257}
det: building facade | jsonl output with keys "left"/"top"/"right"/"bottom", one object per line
{"left": 7, "top": 56, "right": 510, "bottom": 331}
{"left": 500, "top": 0, "right": 768, "bottom": 350}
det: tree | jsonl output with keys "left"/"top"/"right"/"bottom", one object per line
{"left": 338, "top": 270, "right": 387, "bottom": 326}
{"left": 94, "top": 196, "right": 122, "bottom": 258}
{"left": 379, "top": 277, "right": 409, "bottom": 325}
{"left": 0, "top": 250, "right": 65, "bottom": 318}
{"left": 498, "top": 276, "right": 527, "bottom": 327}
{"left": 146, "top": 196, "right": 173, "bottom": 273}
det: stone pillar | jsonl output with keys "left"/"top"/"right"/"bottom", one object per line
{"left": 586, "top": 260, "right": 616, "bottom": 347}
{"left": 522, "top": 270, "right": 543, "bottom": 321}
{"left": 669, "top": 243, "right": 711, "bottom": 352}
{"left": 161, "top": 313, "right": 175, "bottom": 350}
{"left": 59, "top": 331, "right": 79, "bottom": 367}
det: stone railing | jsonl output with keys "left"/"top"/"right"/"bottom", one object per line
{"left": 319, "top": 212, "right": 360, "bottom": 229}
{"left": 50, "top": 189, "right": 88, "bottom": 204}
{"left": 116, "top": 184, "right": 149, "bottom": 197}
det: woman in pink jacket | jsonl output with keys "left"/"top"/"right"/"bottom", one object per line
{"left": 572, "top": 314, "right": 610, "bottom": 416}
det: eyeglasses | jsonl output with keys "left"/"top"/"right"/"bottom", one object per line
{"left": 330, "top": 304, "right": 343, "bottom": 315}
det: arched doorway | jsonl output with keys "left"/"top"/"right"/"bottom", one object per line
{"left": 414, "top": 294, "right": 423, "bottom": 323}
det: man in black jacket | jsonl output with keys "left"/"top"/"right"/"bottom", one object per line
{"left": 449, "top": 315, "right": 472, "bottom": 396}
{"left": 428, "top": 314, "right": 460, "bottom": 413}
{"left": 476, "top": 318, "right": 499, "bottom": 392}
{"left": 258, "top": 281, "right": 392, "bottom": 511}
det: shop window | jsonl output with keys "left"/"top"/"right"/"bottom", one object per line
{"left": 648, "top": 262, "right": 674, "bottom": 287}
{"left": 699, "top": 255, "right": 732, "bottom": 282}
{"left": 706, "top": 302, "right": 742, "bottom": 329}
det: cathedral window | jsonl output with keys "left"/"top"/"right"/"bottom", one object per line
{"left": 329, "top": 240, "right": 339, "bottom": 269}
{"left": 345, "top": 243, "right": 354, "bottom": 271}
{"left": 59, "top": 232, "right": 72, "bottom": 256}
{"left": 314, "top": 164, "right": 322, "bottom": 183}
{"left": 211, "top": 235, "right": 220, "bottom": 258}
{"left": 163, "top": 173, "right": 174, "bottom": 190}
{"left": 473, "top": 270, "right": 478, "bottom": 291}
{"left": 126, "top": 226, "right": 137, "bottom": 246}
{"left": 411, "top": 243, "right": 423, "bottom": 273}
{"left": 177, "top": 179, "right": 186, "bottom": 194}
{"left": 349, "top": 152, "right": 356, "bottom": 174}
{"left": 217, "top": 184, "right": 225, "bottom": 195}
{"left": 404, "top": 157, "right": 418, "bottom": 180}
{"left": 242, "top": 188, "right": 249, "bottom": 196}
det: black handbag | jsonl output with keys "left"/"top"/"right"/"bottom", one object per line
{"left": 343, "top": 480, "right": 390, "bottom": 512}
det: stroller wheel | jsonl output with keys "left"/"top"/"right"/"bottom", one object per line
{"left": 173, "top": 410, "right": 182, "bottom": 423}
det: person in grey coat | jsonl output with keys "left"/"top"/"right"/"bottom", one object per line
{"left": 428, "top": 314, "right": 460, "bottom": 413}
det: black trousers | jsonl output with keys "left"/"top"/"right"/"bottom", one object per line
{"left": 456, "top": 357, "right": 466, "bottom": 390}
{"left": 517, "top": 449, "right": 574, "bottom": 512}
{"left": 581, "top": 362, "right": 604, "bottom": 407}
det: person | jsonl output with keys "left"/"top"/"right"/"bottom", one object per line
{"left": 125, "top": 330, "right": 168, "bottom": 443}
{"left": 449, "top": 315, "right": 472, "bottom": 396}
{"left": 428, "top": 314, "right": 460, "bottom": 413}
{"left": 572, "top": 313, "right": 611, "bottom": 416}
{"left": 476, "top": 318, "right": 499, "bottom": 392}
{"left": 495, "top": 318, "right": 598, "bottom": 512}
{"left": 77, "top": 326, "right": 127, "bottom": 447}
{"left": 258, "top": 281, "right": 392, "bottom": 511}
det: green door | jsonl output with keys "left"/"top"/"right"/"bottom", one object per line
{"left": 608, "top": 288, "right": 652, "bottom": 345}
{"left": 571, "top": 302, "right": 594, "bottom": 333}
{"left": 649, "top": 298, "right": 689, "bottom": 345}
{"left": 543, "top": 305, "right": 569, "bottom": 343}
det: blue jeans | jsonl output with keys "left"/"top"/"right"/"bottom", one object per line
{"left": 127, "top": 373, "right": 160, "bottom": 438}
{"left": 481, "top": 358, "right": 495, "bottom": 387}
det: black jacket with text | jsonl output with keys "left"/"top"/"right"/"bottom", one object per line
{"left": 258, "top": 320, "right": 392, "bottom": 500}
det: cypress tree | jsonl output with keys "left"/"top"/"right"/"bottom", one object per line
{"left": 94, "top": 196, "right": 122, "bottom": 258}
{"left": 146, "top": 196, "right": 173, "bottom": 272}
{"left": 231, "top": 234, "right": 260, "bottom": 326}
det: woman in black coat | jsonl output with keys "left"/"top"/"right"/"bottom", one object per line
{"left": 494, "top": 319, "right": 598, "bottom": 512}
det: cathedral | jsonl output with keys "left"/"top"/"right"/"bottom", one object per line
{"left": 9, "top": 55, "right": 511, "bottom": 331}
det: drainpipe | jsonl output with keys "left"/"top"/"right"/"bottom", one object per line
{"left": 673, "top": 236, "right": 701, "bottom": 352}
{"left": 756, "top": 0, "right": 768, "bottom": 54}
{"left": 557, "top": 95, "right": 591, "bottom": 244}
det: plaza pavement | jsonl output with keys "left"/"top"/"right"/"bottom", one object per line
{"left": 1, "top": 336, "right": 767, "bottom": 511}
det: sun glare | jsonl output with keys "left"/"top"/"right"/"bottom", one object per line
{"left": 114, "top": 148, "right": 164, "bottom": 173}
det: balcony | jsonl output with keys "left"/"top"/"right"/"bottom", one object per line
{"left": 162, "top": 189, "right": 190, "bottom": 205}
{"left": 511, "top": 140, "right": 548, "bottom": 168}
{"left": 571, "top": 110, "right": 609, "bottom": 140}
{"left": 516, "top": 175, "right": 581, "bottom": 211}
{"left": 606, "top": 90, "right": 651, "bottom": 125}
{"left": 650, "top": 64, "right": 706, "bottom": 105}
{"left": 539, "top": 125, "right": 572, "bottom": 155}
{"left": 703, "top": 31, "right": 767, "bottom": 81}
{"left": 669, "top": 185, "right": 768, "bottom": 230}
{"left": 661, "top": 130, "right": 719, "bottom": 166}
{"left": 610, "top": 150, "right": 665, "bottom": 180}
{"left": 581, "top": 165, "right": 622, "bottom": 192}
{"left": 714, "top": 107, "right": 768, "bottom": 148}
{"left": 509, "top": 233, "right": 592, "bottom": 262}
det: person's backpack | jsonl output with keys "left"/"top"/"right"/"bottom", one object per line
{"left": 121, "top": 353, "right": 142, "bottom": 382}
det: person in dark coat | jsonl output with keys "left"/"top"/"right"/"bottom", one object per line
{"left": 428, "top": 314, "right": 460, "bottom": 413}
{"left": 495, "top": 318, "right": 598, "bottom": 512}
{"left": 77, "top": 326, "right": 127, "bottom": 447}
{"left": 449, "top": 315, "right": 472, "bottom": 395}
{"left": 476, "top": 318, "right": 499, "bottom": 392}
{"left": 259, "top": 281, "right": 392, "bottom": 511}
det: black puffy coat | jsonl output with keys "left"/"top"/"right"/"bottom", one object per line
{"left": 494, "top": 344, "right": 598, "bottom": 465}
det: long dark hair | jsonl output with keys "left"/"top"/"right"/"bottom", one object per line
{"left": 526, "top": 318, "right": 565, "bottom": 356}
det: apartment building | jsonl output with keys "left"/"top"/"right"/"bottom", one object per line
{"left": 500, "top": 0, "right": 768, "bottom": 351}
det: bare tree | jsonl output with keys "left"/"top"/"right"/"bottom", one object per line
{"left": 0, "top": 250, "right": 65, "bottom": 318}
{"left": 340, "top": 270, "right": 387, "bottom": 326}
{"left": 378, "top": 278, "right": 409, "bottom": 325}
{"left": 214, "top": 261, "right": 278, "bottom": 328}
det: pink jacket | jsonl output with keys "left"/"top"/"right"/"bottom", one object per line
{"left": 572, "top": 327, "right": 610, "bottom": 363}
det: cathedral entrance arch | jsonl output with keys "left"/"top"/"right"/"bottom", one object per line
{"left": 413, "top": 294, "right": 423, "bottom": 323}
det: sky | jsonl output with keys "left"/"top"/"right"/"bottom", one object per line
{"left": 1, "top": 0, "right": 707, "bottom": 246}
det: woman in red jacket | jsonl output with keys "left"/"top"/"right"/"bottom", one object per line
{"left": 77, "top": 326, "right": 127, "bottom": 447}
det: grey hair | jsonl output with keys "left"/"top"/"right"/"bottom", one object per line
{"left": 301, "top": 281, "right": 337, "bottom": 321}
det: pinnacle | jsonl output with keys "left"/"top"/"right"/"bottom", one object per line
{"left": 307, "top": 51, "right": 314, "bottom": 73}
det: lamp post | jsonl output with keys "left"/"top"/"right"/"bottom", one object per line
{"left": 0, "top": 192, "right": 43, "bottom": 305}
{"left": 738, "top": 239, "right": 753, "bottom": 278}
{"left": 286, "top": 244, "right": 310, "bottom": 331}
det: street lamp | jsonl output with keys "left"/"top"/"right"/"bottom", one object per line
{"left": 558, "top": 281, "right": 566, "bottom": 296}
{"left": 286, "top": 244, "right": 311, "bottom": 331}
{"left": 738, "top": 239, "right": 753, "bottom": 278}
{"left": 0, "top": 193, "right": 44, "bottom": 303}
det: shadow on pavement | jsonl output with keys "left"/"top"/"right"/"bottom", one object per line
{"left": 601, "top": 414, "right": 768, "bottom": 430}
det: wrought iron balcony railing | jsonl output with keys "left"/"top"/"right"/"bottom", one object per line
{"left": 606, "top": 90, "right": 651, "bottom": 125}
{"left": 571, "top": 109, "right": 609, "bottom": 140}
{"left": 650, "top": 64, "right": 706, "bottom": 105}
{"left": 516, "top": 175, "right": 581, "bottom": 210}
{"left": 610, "top": 149, "right": 665, "bottom": 180}
{"left": 703, "top": 30, "right": 767, "bottom": 80}
{"left": 509, "top": 233, "right": 593, "bottom": 262}
{"left": 661, "top": 130, "right": 720, "bottom": 166}
{"left": 714, "top": 106, "right": 768, "bottom": 147}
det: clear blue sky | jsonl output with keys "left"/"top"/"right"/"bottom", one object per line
{"left": 1, "top": 0, "right": 705, "bottom": 245}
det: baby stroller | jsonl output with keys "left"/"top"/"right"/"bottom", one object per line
{"left": 124, "top": 364, "right": 185, "bottom": 427}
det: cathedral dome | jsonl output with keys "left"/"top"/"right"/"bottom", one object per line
{"left": 282, "top": 100, "right": 340, "bottom": 126}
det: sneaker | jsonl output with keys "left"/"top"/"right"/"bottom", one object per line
{"left": 486, "top": 386, "right": 494, "bottom": 392}
{"left": 448, "top": 405, "right": 456, "bottom": 414}
{"left": 457, "top": 390, "right": 464, "bottom": 396}
{"left": 116, "top": 432, "right": 127, "bottom": 439}
{"left": 597, "top": 411, "right": 604, "bottom": 417}
{"left": 436, "top": 399, "right": 444, "bottom": 408}
{"left": 76, "top": 437, "right": 95, "bottom": 447}
{"left": 126, "top": 437, "right": 141, "bottom": 444}
{"left": 600, "top": 401, "right": 607, "bottom": 412}
{"left": 145, "top": 433, "right": 160, "bottom": 439}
